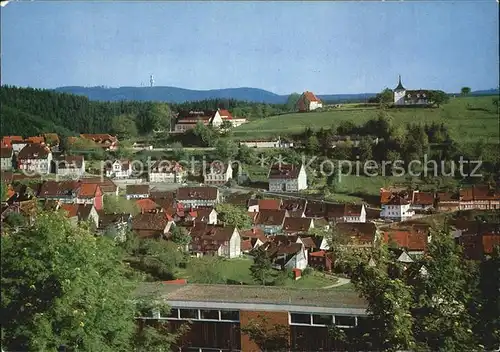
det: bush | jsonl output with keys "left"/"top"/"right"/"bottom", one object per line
{"left": 302, "top": 267, "right": 313, "bottom": 276}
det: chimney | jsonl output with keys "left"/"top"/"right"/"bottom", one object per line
{"left": 252, "top": 228, "right": 256, "bottom": 234}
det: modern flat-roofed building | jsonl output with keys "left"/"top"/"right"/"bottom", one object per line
{"left": 134, "top": 282, "right": 368, "bottom": 352}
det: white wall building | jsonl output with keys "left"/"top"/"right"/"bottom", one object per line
{"left": 105, "top": 160, "right": 132, "bottom": 178}
{"left": 204, "top": 162, "right": 233, "bottom": 185}
{"left": 149, "top": 160, "right": 185, "bottom": 183}
{"left": 380, "top": 196, "right": 415, "bottom": 222}
{"left": 268, "top": 164, "right": 307, "bottom": 192}
{"left": 17, "top": 144, "right": 52, "bottom": 175}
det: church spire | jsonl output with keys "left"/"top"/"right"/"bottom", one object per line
{"left": 395, "top": 75, "right": 405, "bottom": 91}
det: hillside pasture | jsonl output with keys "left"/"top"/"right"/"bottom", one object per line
{"left": 233, "top": 96, "right": 499, "bottom": 143}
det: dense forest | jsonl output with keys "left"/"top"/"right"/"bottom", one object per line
{"left": 0, "top": 86, "right": 293, "bottom": 137}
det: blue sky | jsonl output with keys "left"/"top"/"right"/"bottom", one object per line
{"left": 1, "top": 1, "right": 498, "bottom": 94}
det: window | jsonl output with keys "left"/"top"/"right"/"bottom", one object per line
{"left": 220, "top": 310, "right": 239, "bottom": 321}
{"left": 179, "top": 309, "right": 198, "bottom": 319}
{"left": 290, "top": 313, "right": 311, "bottom": 325}
{"left": 165, "top": 308, "right": 179, "bottom": 319}
{"left": 335, "top": 315, "right": 356, "bottom": 327}
{"left": 312, "top": 314, "right": 333, "bottom": 325}
{"left": 200, "top": 309, "right": 219, "bottom": 320}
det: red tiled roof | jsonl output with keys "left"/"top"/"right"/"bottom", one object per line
{"left": 136, "top": 198, "right": 160, "bottom": 212}
{"left": 1, "top": 136, "right": 23, "bottom": 147}
{"left": 386, "top": 195, "right": 410, "bottom": 206}
{"left": 78, "top": 183, "right": 99, "bottom": 198}
{"left": 241, "top": 239, "right": 253, "bottom": 251}
{"left": 336, "top": 222, "right": 377, "bottom": 245}
{"left": 302, "top": 91, "right": 321, "bottom": 103}
{"left": 413, "top": 192, "right": 434, "bottom": 206}
{"left": 460, "top": 185, "right": 500, "bottom": 201}
{"left": 60, "top": 204, "right": 79, "bottom": 218}
{"left": 80, "top": 177, "right": 117, "bottom": 194}
{"left": 131, "top": 212, "right": 170, "bottom": 231}
{"left": 383, "top": 230, "right": 428, "bottom": 251}
{"left": 258, "top": 199, "right": 281, "bottom": 210}
{"left": 57, "top": 155, "right": 84, "bottom": 169}
{"left": 25, "top": 136, "right": 45, "bottom": 144}
{"left": 218, "top": 109, "right": 233, "bottom": 120}
{"left": 300, "top": 236, "right": 317, "bottom": 249}
{"left": 309, "top": 250, "right": 327, "bottom": 257}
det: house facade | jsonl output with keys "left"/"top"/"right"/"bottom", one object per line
{"left": 297, "top": 91, "right": 323, "bottom": 112}
{"left": 268, "top": 164, "right": 308, "bottom": 192}
{"left": 326, "top": 203, "right": 367, "bottom": 223}
{"left": 126, "top": 185, "right": 150, "bottom": 200}
{"left": 218, "top": 109, "right": 247, "bottom": 127}
{"left": 105, "top": 160, "right": 132, "bottom": 178}
{"left": 188, "top": 224, "right": 241, "bottom": 259}
{"left": 380, "top": 196, "right": 415, "bottom": 222}
{"left": 56, "top": 155, "right": 86, "bottom": 178}
{"left": 0, "top": 147, "right": 13, "bottom": 170}
{"left": 149, "top": 160, "right": 185, "bottom": 183}
{"left": 204, "top": 162, "right": 233, "bottom": 185}
{"left": 176, "top": 187, "right": 220, "bottom": 208}
{"left": 174, "top": 110, "right": 223, "bottom": 133}
{"left": 255, "top": 209, "right": 288, "bottom": 235}
{"left": 459, "top": 185, "right": 500, "bottom": 210}
{"left": 17, "top": 143, "right": 52, "bottom": 175}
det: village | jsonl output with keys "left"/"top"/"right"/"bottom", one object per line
{"left": 1, "top": 111, "right": 499, "bottom": 283}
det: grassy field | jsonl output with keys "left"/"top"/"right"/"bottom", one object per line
{"left": 177, "top": 257, "right": 340, "bottom": 288}
{"left": 233, "top": 96, "right": 499, "bottom": 143}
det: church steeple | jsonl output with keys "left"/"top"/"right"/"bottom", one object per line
{"left": 395, "top": 75, "right": 405, "bottom": 91}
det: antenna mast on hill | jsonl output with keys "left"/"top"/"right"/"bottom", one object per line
{"left": 150, "top": 74, "right": 155, "bottom": 87}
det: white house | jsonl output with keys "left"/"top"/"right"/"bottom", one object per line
{"left": 264, "top": 240, "right": 308, "bottom": 271}
{"left": 0, "top": 147, "right": 13, "bottom": 170}
{"left": 326, "top": 203, "right": 367, "bottom": 223}
{"left": 149, "top": 160, "right": 185, "bottom": 183}
{"left": 268, "top": 163, "right": 307, "bottom": 192}
{"left": 297, "top": 91, "right": 323, "bottom": 112}
{"left": 105, "top": 160, "right": 132, "bottom": 178}
{"left": 218, "top": 109, "right": 247, "bottom": 128}
{"left": 17, "top": 143, "right": 52, "bottom": 175}
{"left": 188, "top": 224, "right": 241, "bottom": 259}
{"left": 174, "top": 110, "right": 223, "bottom": 133}
{"left": 239, "top": 137, "right": 294, "bottom": 149}
{"left": 176, "top": 186, "right": 220, "bottom": 208}
{"left": 194, "top": 207, "right": 218, "bottom": 224}
{"left": 380, "top": 196, "right": 415, "bottom": 222}
{"left": 204, "top": 162, "right": 233, "bottom": 185}
{"left": 56, "top": 155, "right": 86, "bottom": 178}
{"left": 393, "top": 76, "right": 430, "bottom": 106}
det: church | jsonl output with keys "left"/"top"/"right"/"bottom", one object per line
{"left": 393, "top": 76, "right": 430, "bottom": 106}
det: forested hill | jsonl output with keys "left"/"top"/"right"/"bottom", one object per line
{"left": 0, "top": 86, "right": 171, "bottom": 137}
{"left": 0, "top": 85, "right": 290, "bottom": 137}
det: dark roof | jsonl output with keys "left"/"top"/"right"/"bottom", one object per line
{"left": 281, "top": 199, "right": 307, "bottom": 212}
{"left": 176, "top": 187, "right": 218, "bottom": 201}
{"left": 255, "top": 209, "right": 287, "bottom": 226}
{"left": 126, "top": 184, "right": 150, "bottom": 195}
{"left": 131, "top": 212, "right": 170, "bottom": 231}
{"left": 57, "top": 155, "right": 84, "bottom": 169}
{"left": 335, "top": 222, "right": 378, "bottom": 245}
{"left": 460, "top": 185, "right": 500, "bottom": 201}
{"left": 394, "top": 75, "right": 405, "bottom": 91}
{"left": 17, "top": 143, "right": 51, "bottom": 159}
{"left": 0, "top": 147, "right": 13, "bottom": 158}
{"left": 149, "top": 190, "right": 175, "bottom": 200}
{"left": 38, "top": 181, "right": 79, "bottom": 197}
{"left": 189, "top": 224, "right": 237, "bottom": 252}
{"left": 268, "top": 164, "right": 302, "bottom": 180}
{"left": 413, "top": 192, "right": 434, "bottom": 206}
{"left": 282, "top": 217, "right": 313, "bottom": 233}
{"left": 386, "top": 196, "right": 410, "bottom": 206}
{"left": 99, "top": 213, "right": 130, "bottom": 228}
{"left": 134, "top": 282, "right": 367, "bottom": 309}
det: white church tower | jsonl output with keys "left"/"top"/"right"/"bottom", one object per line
{"left": 393, "top": 75, "right": 406, "bottom": 105}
